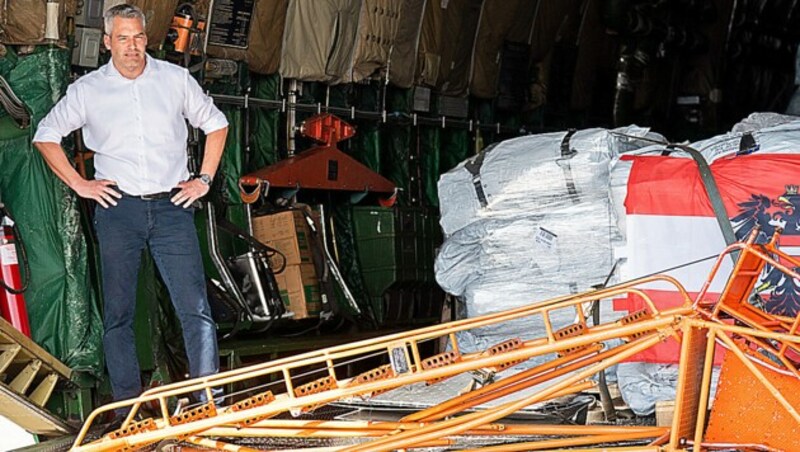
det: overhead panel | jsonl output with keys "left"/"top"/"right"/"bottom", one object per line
{"left": 387, "top": 0, "right": 426, "bottom": 89}
{"left": 205, "top": 0, "right": 256, "bottom": 61}
{"left": 469, "top": 0, "right": 535, "bottom": 100}
{"left": 75, "top": 0, "right": 104, "bottom": 28}
{"left": 280, "top": 0, "right": 361, "bottom": 84}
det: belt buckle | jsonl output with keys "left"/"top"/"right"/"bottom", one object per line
{"left": 140, "top": 192, "right": 167, "bottom": 200}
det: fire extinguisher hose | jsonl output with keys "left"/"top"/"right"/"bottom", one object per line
{"left": 0, "top": 203, "right": 30, "bottom": 294}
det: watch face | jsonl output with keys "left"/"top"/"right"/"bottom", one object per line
{"left": 199, "top": 174, "right": 212, "bottom": 185}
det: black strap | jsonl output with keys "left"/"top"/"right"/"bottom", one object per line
{"left": 464, "top": 147, "right": 492, "bottom": 208}
{"left": 558, "top": 129, "right": 580, "bottom": 204}
{"left": 296, "top": 208, "right": 340, "bottom": 318}
{"left": 737, "top": 132, "right": 759, "bottom": 156}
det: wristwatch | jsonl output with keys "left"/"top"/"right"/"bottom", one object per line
{"left": 197, "top": 173, "right": 213, "bottom": 186}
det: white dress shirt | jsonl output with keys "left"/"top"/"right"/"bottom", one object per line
{"left": 33, "top": 55, "right": 228, "bottom": 195}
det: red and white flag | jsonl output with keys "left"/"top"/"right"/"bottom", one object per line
{"left": 616, "top": 153, "right": 800, "bottom": 362}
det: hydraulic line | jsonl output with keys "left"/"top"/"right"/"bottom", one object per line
{"left": 0, "top": 75, "right": 30, "bottom": 128}
{"left": 0, "top": 203, "right": 30, "bottom": 294}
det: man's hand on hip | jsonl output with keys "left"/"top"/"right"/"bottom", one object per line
{"left": 172, "top": 178, "right": 209, "bottom": 208}
{"left": 75, "top": 179, "right": 121, "bottom": 208}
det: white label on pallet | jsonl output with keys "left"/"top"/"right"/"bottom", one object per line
{"left": 534, "top": 227, "right": 557, "bottom": 250}
{"left": 0, "top": 244, "right": 18, "bottom": 265}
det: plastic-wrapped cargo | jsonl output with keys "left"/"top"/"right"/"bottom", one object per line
{"left": 612, "top": 114, "right": 800, "bottom": 305}
{"left": 435, "top": 126, "right": 662, "bottom": 356}
{"left": 610, "top": 112, "right": 800, "bottom": 414}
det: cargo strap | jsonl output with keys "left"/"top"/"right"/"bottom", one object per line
{"left": 464, "top": 143, "right": 499, "bottom": 208}
{"left": 737, "top": 132, "right": 759, "bottom": 156}
{"left": 666, "top": 143, "right": 739, "bottom": 263}
{"left": 557, "top": 129, "right": 580, "bottom": 204}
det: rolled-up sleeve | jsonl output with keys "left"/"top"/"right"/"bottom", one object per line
{"left": 182, "top": 69, "right": 228, "bottom": 134}
{"left": 33, "top": 83, "right": 86, "bottom": 143}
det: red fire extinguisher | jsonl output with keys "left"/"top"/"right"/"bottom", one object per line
{"left": 0, "top": 203, "right": 31, "bottom": 337}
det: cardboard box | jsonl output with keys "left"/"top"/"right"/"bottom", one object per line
{"left": 274, "top": 263, "right": 322, "bottom": 319}
{"left": 655, "top": 400, "right": 675, "bottom": 427}
{"left": 252, "top": 210, "right": 314, "bottom": 266}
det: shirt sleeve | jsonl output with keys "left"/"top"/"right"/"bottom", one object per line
{"left": 182, "top": 69, "right": 228, "bottom": 134}
{"left": 32, "top": 83, "right": 86, "bottom": 143}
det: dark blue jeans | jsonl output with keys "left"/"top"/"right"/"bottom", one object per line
{"left": 94, "top": 196, "right": 219, "bottom": 405}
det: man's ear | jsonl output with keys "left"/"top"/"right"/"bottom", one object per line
{"left": 103, "top": 34, "right": 111, "bottom": 51}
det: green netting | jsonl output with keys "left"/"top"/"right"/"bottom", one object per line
{"left": 384, "top": 88, "right": 413, "bottom": 206}
{"left": 0, "top": 48, "right": 103, "bottom": 376}
{"left": 350, "top": 85, "right": 381, "bottom": 173}
{"left": 440, "top": 129, "right": 471, "bottom": 174}
{"left": 332, "top": 201, "right": 378, "bottom": 325}
{"left": 218, "top": 107, "right": 244, "bottom": 205}
{"left": 248, "top": 74, "right": 281, "bottom": 172}
{"left": 351, "top": 121, "right": 381, "bottom": 172}
{"left": 419, "top": 126, "right": 440, "bottom": 207}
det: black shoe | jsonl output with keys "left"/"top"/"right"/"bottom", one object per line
{"left": 100, "top": 415, "right": 125, "bottom": 436}
{"left": 101, "top": 411, "right": 145, "bottom": 436}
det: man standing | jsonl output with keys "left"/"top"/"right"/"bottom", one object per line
{"left": 33, "top": 4, "right": 228, "bottom": 411}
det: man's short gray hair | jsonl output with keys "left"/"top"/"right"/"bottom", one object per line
{"left": 103, "top": 4, "right": 146, "bottom": 35}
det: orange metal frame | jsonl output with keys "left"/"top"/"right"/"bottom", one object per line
{"left": 70, "top": 229, "right": 800, "bottom": 451}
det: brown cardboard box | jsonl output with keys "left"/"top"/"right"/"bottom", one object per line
{"left": 274, "top": 263, "right": 322, "bottom": 320}
{"left": 252, "top": 210, "right": 314, "bottom": 266}
{"left": 655, "top": 400, "right": 675, "bottom": 427}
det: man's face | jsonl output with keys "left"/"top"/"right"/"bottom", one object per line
{"left": 103, "top": 17, "right": 147, "bottom": 77}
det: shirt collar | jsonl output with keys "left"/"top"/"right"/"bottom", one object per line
{"left": 102, "top": 53, "right": 155, "bottom": 79}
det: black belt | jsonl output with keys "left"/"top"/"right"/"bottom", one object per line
{"left": 118, "top": 188, "right": 175, "bottom": 200}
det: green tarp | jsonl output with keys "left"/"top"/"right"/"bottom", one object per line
{"left": 0, "top": 48, "right": 103, "bottom": 377}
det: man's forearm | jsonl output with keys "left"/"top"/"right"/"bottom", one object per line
{"left": 33, "top": 141, "right": 85, "bottom": 189}
{"left": 199, "top": 126, "right": 228, "bottom": 178}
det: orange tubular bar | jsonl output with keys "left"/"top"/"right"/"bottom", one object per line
{"left": 459, "top": 431, "right": 666, "bottom": 452}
